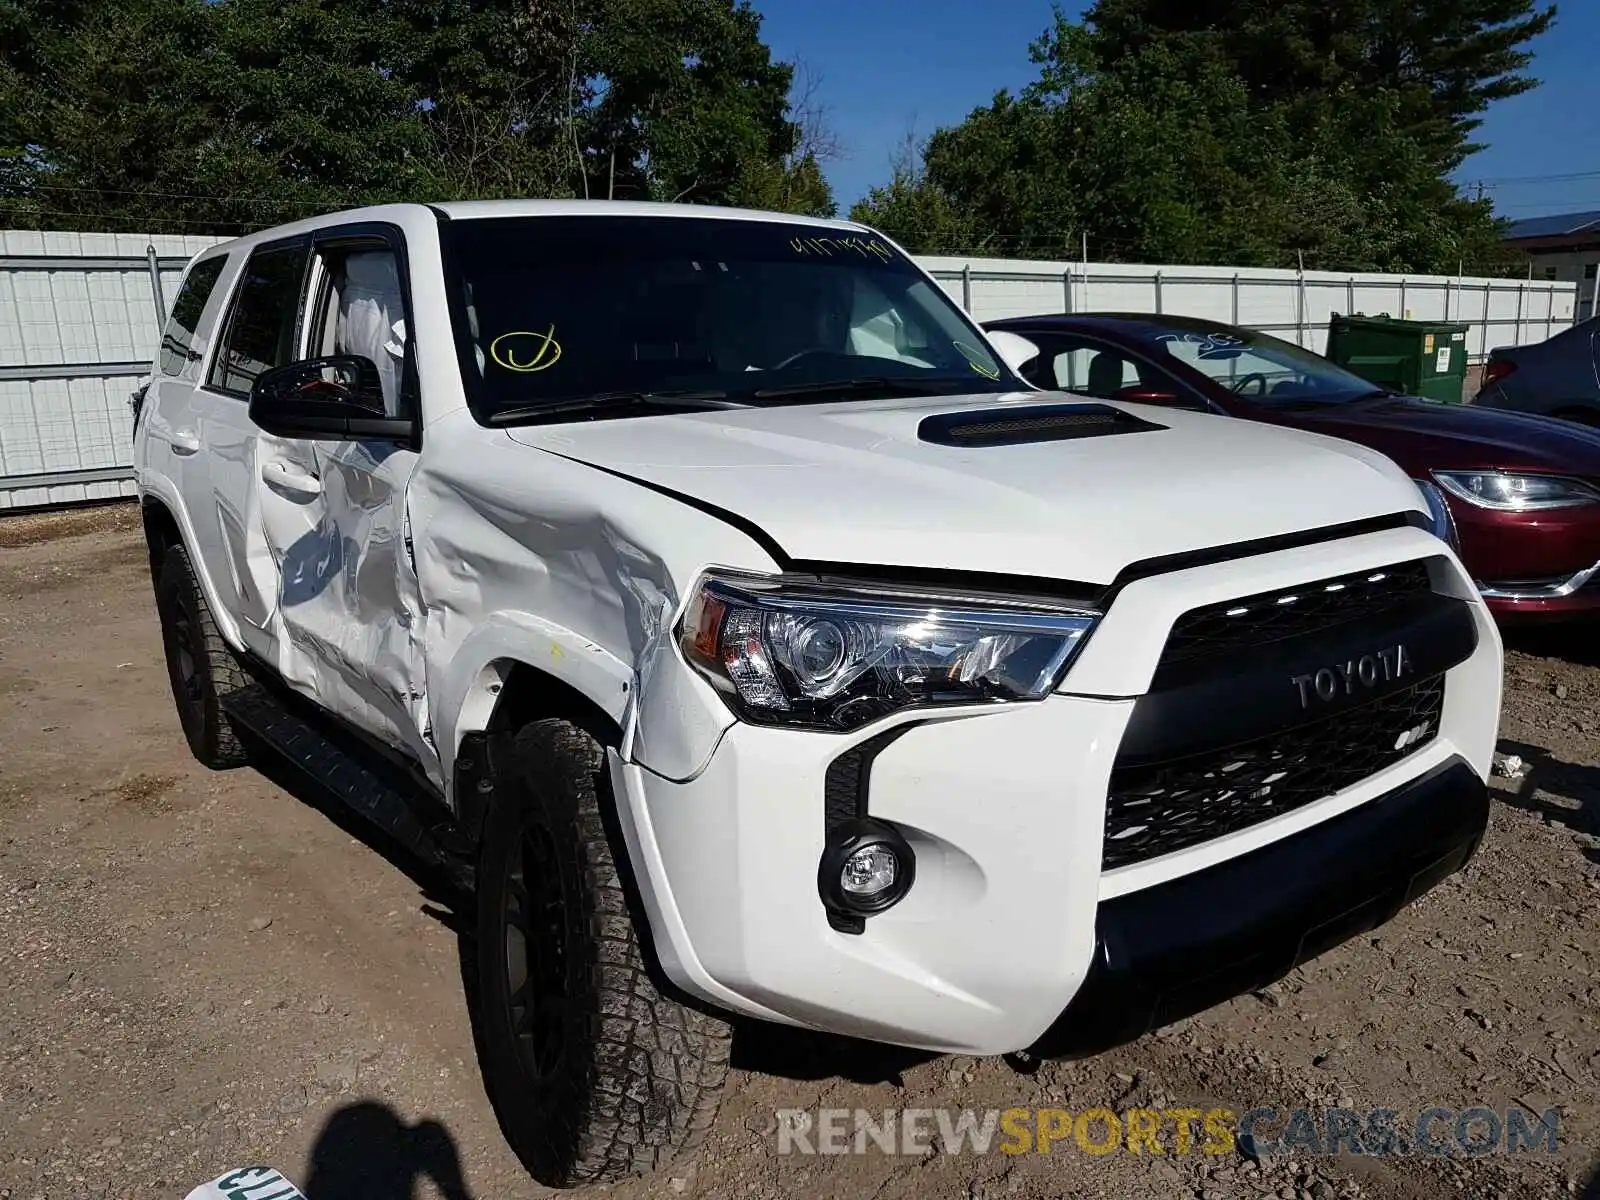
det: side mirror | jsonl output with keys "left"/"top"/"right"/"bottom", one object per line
{"left": 248, "top": 356, "right": 414, "bottom": 442}
{"left": 984, "top": 330, "right": 1041, "bottom": 375}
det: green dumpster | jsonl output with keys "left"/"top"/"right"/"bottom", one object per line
{"left": 1325, "top": 313, "right": 1470, "bottom": 403}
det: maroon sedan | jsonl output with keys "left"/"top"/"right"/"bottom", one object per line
{"left": 984, "top": 313, "right": 1600, "bottom": 620}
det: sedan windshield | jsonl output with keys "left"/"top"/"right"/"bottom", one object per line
{"left": 439, "top": 215, "right": 1013, "bottom": 422}
{"left": 1134, "top": 321, "right": 1387, "bottom": 406}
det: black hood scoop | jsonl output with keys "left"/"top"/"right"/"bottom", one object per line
{"left": 918, "top": 402, "right": 1167, "bottom": 447}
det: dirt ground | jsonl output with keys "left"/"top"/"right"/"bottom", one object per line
{"left": 1, "top": 504, "right": 1597, "bottom": 1200}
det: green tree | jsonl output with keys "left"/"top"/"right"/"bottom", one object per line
{"left": 579, "top": 0, "right": 829, "bottom": 212}
{"left": 1084, "top": 0, "right": 1556, "bottom": 167}
{"left": 0, "top": 0, "right": 834, "bottom": 233}
{"left": 853, "top": 4, "right": 1535, "bottom": 274}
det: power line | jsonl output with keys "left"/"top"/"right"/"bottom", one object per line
{"left": 0, "top": 206, "right": 271, "bottom": 232}
{"left": 1493, "top": 199, "right": 1600, "bottom": 210}
{"left": 1469, "top": 170, "right": 1600, "bottom": 190}
{"left": 14, "top": 182, "right": 353, "bottom": 208}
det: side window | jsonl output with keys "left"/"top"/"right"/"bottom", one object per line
{"left": 207, "top": 244, "right": 307, "bottom": 397}
{"left": 159, "top": 257, "right": 227, "bottom": 380}
{"left": 1034, "top": 335, "right": 1150, "bottom": 398}
{"left": 307, "top": 243, "right": 410, "bottom": 417}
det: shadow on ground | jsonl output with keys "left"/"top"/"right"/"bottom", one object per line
{"left": 1502, "top": 622, "right": 1600, "bottom": 670}
{"left": 1494, "top": 737, "right": 1600, "bottom": 849}
{"left": 730, "top": 1020, "right": 939, "bottom": 1085}
{"left": 301, "top": 1101, "right": 474, "bottom": 1200}
{"left": 238, "top": 721, "right": 947, "bottom": 1187}
{"left": 241, "top": 740, "right": 468, "bottom": 931}
{"left": 1582, "top": 1155, "right": 1600, "bottom": 1200}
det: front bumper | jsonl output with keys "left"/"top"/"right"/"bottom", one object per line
{"left": 1454, "top": 502, "right": 1600, "bottom": 618}
{"left": 1028, "top": 756, "right": 1488, "bottom": 1058}
{"left": 612, "top": 527, "right": 1501, "bottom": 1055}
{"left": 1476, "top": 555, "right": 1600, "bottom": 618}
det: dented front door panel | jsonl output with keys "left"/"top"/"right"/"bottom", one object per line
{"left": 257, "top": 436, "right": 434, "bottom": 774}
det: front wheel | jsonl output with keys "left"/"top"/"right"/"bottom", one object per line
{"left": 475, "top": 719, "right": 731, "bottom": 1187}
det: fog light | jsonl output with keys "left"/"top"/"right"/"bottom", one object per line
{"left": 818, "top": 818, "right": 915, "bottom": 927}
{"left": 841, "top": 845, "right": 898, "bottom": 896}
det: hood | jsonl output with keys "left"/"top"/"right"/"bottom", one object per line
{"left": 506, "top": 392, "right": 1426, "bottom": 586}
{"left": 1279, "top": 396, "right": 1600, "bottom": 477}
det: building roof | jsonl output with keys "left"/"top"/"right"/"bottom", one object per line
{"left": 1504, "top": 210, "right": 1600, "bottom": 241}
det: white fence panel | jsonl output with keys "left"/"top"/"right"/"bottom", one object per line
{"left": 920, "top": 257, "right": 1580, "bottom": 363}
{"left": 0, "top": 230, "right": 226, "bottom": 508}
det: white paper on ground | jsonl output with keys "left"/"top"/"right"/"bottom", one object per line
{"left": 182, "top": 1166, "right": 305, "bottom": 1200}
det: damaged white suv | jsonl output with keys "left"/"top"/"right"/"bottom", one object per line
{"left": 133, "top": 201, "right": 1502, "bottom": 1186}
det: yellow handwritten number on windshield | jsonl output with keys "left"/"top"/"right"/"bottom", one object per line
{"left": 952, "top": 340, "right": 1001, "bottom": 380}
{"left": 490, "top": 326, "right": 562, "bottom": 373}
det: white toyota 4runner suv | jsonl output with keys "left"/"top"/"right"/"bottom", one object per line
{"left": 132, "top": 201, "right": 1501, "bottom": 1186}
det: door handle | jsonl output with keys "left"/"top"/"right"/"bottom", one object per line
{"left": 170, "top": 428, "right": 201, "bottom": 455}
{"left": 261, "top": 461, "right": 323, "bottom": 498}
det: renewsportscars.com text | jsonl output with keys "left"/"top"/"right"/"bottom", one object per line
{"left": 774, "top": 1105, "right": 1561, "bottom": 1158}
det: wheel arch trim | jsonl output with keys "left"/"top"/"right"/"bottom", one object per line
{"left": 434, "top": 614, "right": 633, "bottom": 805}
{"left": 137, "top": 475, "right": 246, "bottom": 651}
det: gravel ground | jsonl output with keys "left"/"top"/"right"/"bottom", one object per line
{"left": 0, "top": 503, "right": 1596, "bottom": 1200}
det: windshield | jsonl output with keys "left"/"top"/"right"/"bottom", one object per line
{"left": 1135, "top": 323, "right": 1386, "bottom": 405}
{"left": 439, "top": 215, "right": 1014, "bottom": 421}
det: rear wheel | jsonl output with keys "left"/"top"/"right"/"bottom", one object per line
{"left": 475, "top": 718, "right": 731, "bottom": 1186}
{"left": 154, "top": 543, "right": 249, "bottom": 769}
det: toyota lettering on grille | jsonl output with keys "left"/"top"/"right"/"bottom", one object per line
{"left": 1291, "top": 645, "right": 1413, "bottom": 709}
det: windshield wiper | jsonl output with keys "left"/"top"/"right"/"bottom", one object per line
{"left": 753, "top": 375, "right": 993, "bottom": 403}
{"left": 487, "top": 388, "right": 739, "bottom": 426}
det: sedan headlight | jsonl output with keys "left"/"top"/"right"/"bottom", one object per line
{"left": 1432, "top": 470, "right": 1600, "bottom": 512}
{"left": 679, "top": 572, "right": 1098, "bottom": 731}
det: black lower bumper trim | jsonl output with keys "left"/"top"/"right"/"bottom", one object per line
{"left": 1030, "top": 756, "right": 1488, "bottom": 1059}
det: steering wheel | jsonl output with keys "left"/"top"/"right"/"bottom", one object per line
{"left": 1230, "top": 372, "right": 1270, "bottom": 397}
{"left": 771, "top": 347, "right": 840, "bottom": 371}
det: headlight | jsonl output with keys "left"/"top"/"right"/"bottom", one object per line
{"left": 1432, "top": 470, "right": 1600, "bottom": 512}
{"left": 679, "top": 572, "right": 1098, "bottom": 731}
{"left": 1413, "top": 478, "right": 1459, "bottom": 548}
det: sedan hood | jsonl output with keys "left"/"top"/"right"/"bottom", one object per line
{"left": 1284, "top": 396, "right": 1600, "bottom": 477}
{"left": 506, "top": 392, "right": 1427, "bottom": 586}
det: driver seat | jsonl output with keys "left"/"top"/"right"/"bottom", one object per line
{"left": 1087, "top": 352, "right": 1125, "bottom": 398}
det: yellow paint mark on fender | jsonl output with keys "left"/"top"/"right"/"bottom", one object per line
{"left": 490, "top": 325, "right": 562, "bottom": 373}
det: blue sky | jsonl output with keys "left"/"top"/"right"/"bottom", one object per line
{"left": 756, "top": 0, "right": 1600, "bottom": 222}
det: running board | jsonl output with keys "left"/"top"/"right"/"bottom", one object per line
{"left": 222, "top": 683, "right": 474, "bottom": 893}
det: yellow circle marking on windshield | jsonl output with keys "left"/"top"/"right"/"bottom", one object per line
{"left": 953, "top": 340, "right": 1001, "bottom": 379}
{"left": 491, "top": 326, "right": 562, "bottom": 373}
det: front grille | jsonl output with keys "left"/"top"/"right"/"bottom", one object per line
{"left": 1102, "top": 674, "right": 1445, "bottom": 870}
{"left": 1160, "top": 561, "right": 1434, "bottom": 673}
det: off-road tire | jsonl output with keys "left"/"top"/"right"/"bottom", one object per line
{"left": 476, "top": 718, "right": 731, "bottom": 1187}
{"left": 154, "top": 543, "right": 249, "bottom": 769}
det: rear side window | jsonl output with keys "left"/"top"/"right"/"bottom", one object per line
{"left": 159, "top": 256, "right": 226, "bottom": 379}
{"left": 208, "top": 244, "right": 308, "bottom": 396}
